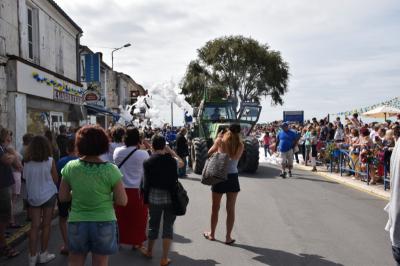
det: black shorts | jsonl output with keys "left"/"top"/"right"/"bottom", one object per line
{"left": 29, "top": 194, "right": 57, "bottom": 209}
{"left": 212, "top": 173, "right": 240, "bottom": 193}
{"left": 57, "top": 196, "right": 71, "bottom": 218}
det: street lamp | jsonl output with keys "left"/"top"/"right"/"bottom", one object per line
{"left": 111, "top": 43, "right": 131, "bottom": 70}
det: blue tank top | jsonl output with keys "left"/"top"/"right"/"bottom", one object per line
{"left": 227, "top": 158, "right": 239, "bottom": 174}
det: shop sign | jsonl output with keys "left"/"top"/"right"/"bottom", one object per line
{"left": 16, "top": 61, "right": 84, "bottom": 102}
{"left": 53, "top": 90, "right": 83, "bottom": 105}
{"left": 84, "top": 53, "right": 101, "bottom": 82}
{"left": 84, "top": 91, "right": 100, "bottom": 102}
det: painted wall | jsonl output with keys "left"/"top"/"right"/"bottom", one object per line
{"left": 18, "top": 0, "right": 80, "bottom": 81}
{"left": 0, "top": 0, "right": 19, "bottom": 57}
{"left": 0, "top": 0, "right": 19, "bottom": 127}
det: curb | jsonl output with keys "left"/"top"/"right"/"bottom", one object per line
{"left": 6, "top": 210, "right": 59, "bottom": 248}
{"left": 294, "top": 164, "right": 390, "bottom": 201}
{"left": 6, "top": 224, "right": 30, "bottom": 247}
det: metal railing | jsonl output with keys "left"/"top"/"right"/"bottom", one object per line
{"left": 327, "top": 148, "right": 391, "bottom": 190}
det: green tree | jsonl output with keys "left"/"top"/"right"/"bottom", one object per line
{"left": 180, "top": 35, "right": 289, "bottom": 112}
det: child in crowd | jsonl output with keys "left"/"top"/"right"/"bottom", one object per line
{"left": 263, "top": 131, "right": 271, "bottom": 157}
{"left": 56, "top": 138, "right": 78, "bottom": 256}
{"left": 310, "top": 129, "right": 318, "bottom": 172}
{"left": 24, "top": 136, "right": 58, "bottom": 265}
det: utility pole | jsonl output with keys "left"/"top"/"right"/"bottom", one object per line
{"left": 171, "top": 102, "right": 174, "bottom": 127}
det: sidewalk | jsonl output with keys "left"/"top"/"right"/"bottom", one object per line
{"left": 294, "top": 163, "right": 390, "bottom": 201}
{"left": 5, "top": 186, "right": 31, "bottom": 248}
{"left": 260, "top": 151, "right": 390, "bottom": 201}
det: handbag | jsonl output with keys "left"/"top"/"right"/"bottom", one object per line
{"left": 118, "top": 148, "right": 138, "bottom": 168}
{"left": 172, "top": 181, "right": 189, "bottom": 216}
{"left": 201, "top": 152, "right": 229, "bottom": 186}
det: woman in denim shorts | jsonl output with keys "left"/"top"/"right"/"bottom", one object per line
{"left": 59, "top": 125, "right": 127, "bottom": 266}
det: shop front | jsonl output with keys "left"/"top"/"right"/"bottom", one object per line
{"left": 6, "top": 56, "right": 84, "bottom": 150}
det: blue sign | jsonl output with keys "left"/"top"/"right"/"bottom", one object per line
{"left": 283, "top": 111, "right": 304, "bottom": 123}
{"left": 84, "top": 53, "right": 100, "bottom": 82}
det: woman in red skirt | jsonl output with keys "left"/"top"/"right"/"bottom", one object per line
{"left": 113, "top": 128, "right": 150, "bottom": 248}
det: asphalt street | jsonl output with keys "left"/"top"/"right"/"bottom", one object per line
{"left": 1, "top": 162, "right": 393, "bottom": 266}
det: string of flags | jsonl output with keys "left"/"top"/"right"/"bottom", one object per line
{"left": 330, "top": 96, "right": 400, "bottom": 116}
{"left": 32, "top": 72, "right": 84, "bottom": 96}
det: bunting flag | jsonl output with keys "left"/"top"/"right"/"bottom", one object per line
{"left": 330, "top": 96, "right": 400, "bottom": 117}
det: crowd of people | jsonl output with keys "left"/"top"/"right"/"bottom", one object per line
{"left": 0, "top": 122, "right": 244, "bottom": 266}
{"left": 255, "top": 113, "right": 400, "bottom": 184}
{"left": 1, "top": 112, "right": 400, "bottom": 265}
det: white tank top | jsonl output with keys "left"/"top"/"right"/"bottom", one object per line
{"left": 23, "top": 157, "right": 57, "bottom": 206}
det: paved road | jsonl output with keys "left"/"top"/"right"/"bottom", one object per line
{"left": 1, "top": 162, "right": 393, "bottom": 266}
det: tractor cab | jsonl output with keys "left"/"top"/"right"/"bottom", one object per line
{"left": 237, "top": 102, "right": 262, "bottom": 136}
{"left": 189, "top": 99, "right": 262, "bottom": 174}
{"left": 196, "top": 101, "right": 237, "bottom": 140}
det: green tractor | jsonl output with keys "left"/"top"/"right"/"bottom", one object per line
{"left": 189, "top": 100, "right": 262, "bottom": 174}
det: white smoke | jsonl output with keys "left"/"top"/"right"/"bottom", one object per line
{"left": 117, "top": 80, "right": 193, "bottom": 128}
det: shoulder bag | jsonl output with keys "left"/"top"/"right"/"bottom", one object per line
{"left": 201, "top": 152, "right": 229, "bottom": 186}
{"left": 117, "top": 148, "right": 138, "bottom": 168}
{"left": 172, "top": 181, "right": 189, "bottom": 216}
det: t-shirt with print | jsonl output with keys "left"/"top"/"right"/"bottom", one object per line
{"left": 0, "top": 145, "right": 15, "bottom": 188}
{"left": 61, "top": 160, "right": 122, "bottom": 222}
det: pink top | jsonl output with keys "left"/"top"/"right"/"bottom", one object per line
{"left": 263, "top": 135, "right": 270, "bottom": 145}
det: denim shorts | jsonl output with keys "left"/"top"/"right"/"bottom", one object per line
{"left": 68, "top": 221, "right": 119, "bottom": 255}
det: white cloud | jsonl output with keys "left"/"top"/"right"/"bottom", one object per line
{"left": 57, "top": 0, "right": 400, "bottom": 122}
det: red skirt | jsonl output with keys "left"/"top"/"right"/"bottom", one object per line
{"left": 115, "top": 188, "right": 148, "bottom": 246}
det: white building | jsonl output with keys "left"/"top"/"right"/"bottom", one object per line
{"left": 0, "top": 0, "right": 83, "bottom": 150}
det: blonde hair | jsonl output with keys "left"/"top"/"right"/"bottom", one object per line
{"left": 386, "top": 129, "right": 394, "bottom": 139}
{"left": 222, "top": 130, "right": 242, "bottom": 158}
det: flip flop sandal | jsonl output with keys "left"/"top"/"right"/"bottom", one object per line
{"left": 203, "top": 232, "right": 215, "bottom": 241}
{"left": 0, "top": 245, "right": 20, "bottom": 258}
{"left": 225, "top": 239, "right": 236, "bottom": 245}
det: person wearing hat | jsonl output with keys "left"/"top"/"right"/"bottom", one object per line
{"left": 276, "top": 123, "right": 299, "bottom": 178}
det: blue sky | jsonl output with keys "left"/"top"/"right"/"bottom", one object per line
{"left": 58, "top": 0, "right": 400, "bottom": 123}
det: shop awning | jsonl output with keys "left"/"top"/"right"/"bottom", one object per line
{"left": 84, "top": 104, "right": 120, "bottom": 120}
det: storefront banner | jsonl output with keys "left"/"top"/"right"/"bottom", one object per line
{"left": 53, "top": 90, "right": 83, "bottom": 105}
{"left": 16, "top": 61, "right": 83, "bottom": 104}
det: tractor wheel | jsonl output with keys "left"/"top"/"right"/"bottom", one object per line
{"left": 191, "top": 138, "right": 208, "bottom": 174}
{"left": 239, "top": 137, "right": 260, "bottom": 173}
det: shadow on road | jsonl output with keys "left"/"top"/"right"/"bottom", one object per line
{"left": 233, "top": 243, "right": 344, "bottom": 266}
{"left": 183, "top": 176, "right": 202, "bottom": 182}
{"left": 293, "top": 176, "right": 338, "bottom": 184}
{"left": 174, "top": 233, "right": 192, "bottom": 244}
{"left": 240, "top": 164, "right": 282, "bottom": 179}
{"left": 169, "top": 251, "right": 220, "bottom": 265}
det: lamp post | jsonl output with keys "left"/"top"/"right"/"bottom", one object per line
{"left": 111, "top": 43, "right": 131, "bottom": 70}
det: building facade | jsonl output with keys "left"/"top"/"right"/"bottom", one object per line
{"left": 0, "top": 0, "right": 83, "bottom": 150}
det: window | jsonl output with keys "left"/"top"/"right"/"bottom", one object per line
{"left": 26, "top": 5, "right": 39, "bottom": 62}
{"left": 27, "top": 7, "right": 33, "bottom": 60}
